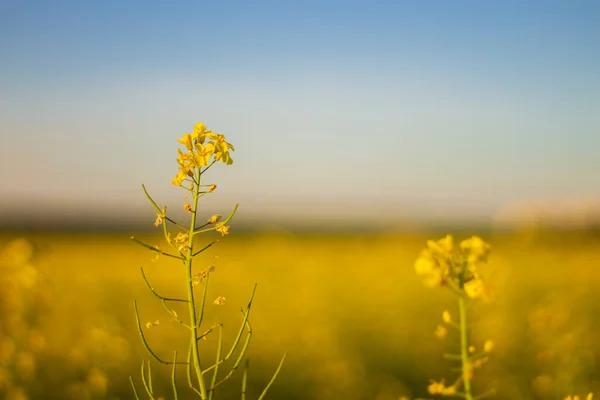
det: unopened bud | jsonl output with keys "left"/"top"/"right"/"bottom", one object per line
{"left": 442, "top": 310, "right": 452, "bottom": 324}
{"left": 208, "top": 214, "right": 222, "bottom": 224}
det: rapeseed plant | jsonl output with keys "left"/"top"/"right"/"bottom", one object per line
{"left": 414, "top": 235, "right": 496, "bottom": 400}
{"left": 130, "top": 122, "right": 286, "bottom": 399}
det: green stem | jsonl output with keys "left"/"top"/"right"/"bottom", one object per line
{"left": 459, "top": 295, "right": 473, "bottom": 400}
{"left": 187, "top": 168, "right": 208, "bottom": 399}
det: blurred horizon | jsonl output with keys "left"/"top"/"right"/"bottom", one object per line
{"left": 2, "top": 1, "right": 600, "bottom": 231}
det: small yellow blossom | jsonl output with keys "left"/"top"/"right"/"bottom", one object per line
{"left": 172, "top": 169, "right": 188, "bottom": 186}
{"left": 184, "top": 204, "right": 192, "bottom": 213}
{"left": 428, "top": 379, "right": 446, "bottom": 395}
{"left": 173, "top": 232, "right": 189, "bottom": 252}
{"left": 414, "top": 251, "right": 444, "bottom": 288}
{"left": 208, "top": 184, "right": 217, "bottom": 192}
{"left": 154, "top": 206, "right": 167, "bottom": 226}
{"left": 484, "top": 340, "right": 495, "bottom": 353}
{"left": 191, "top": 266, "right": 216, "bottom": 287}
{"left": 216, "top": 224, "right": 230, "bottom": 236}
{"left": 442, "top": 310, "right": 452, "bottom": 324}
{"left": 427, "top": 379, "right": 456, "bottom": 396}
{"left": 464, "top": 277, "right": 494, "bottom": 302}
{"left": 176, "top": 133, "right": 194, "bottom": 151}
{"left": 434, "top": 325, "right": 448, "bottom": 339}
{"left": 472, "top": 356, "right": 489, "bottom": 369}
{"left": 464, "top": 278, "right": 484, "bottom": 299}
{"left": 145, "top": 320, "right": 159, "bottom": 329}
{"left": 565, "top": 394, "right": 593, "bottom": 400}
{"left": 427, "top": 234, "right": 454, "bottom": 257}
{"left": 193, "top": 122, "right": 216, "bottom": 144}
{"left": 468, "top": 345, "right": 476, "bottom": 354}
{"left": 208, "top": 214, "right": 222, "bottom": 224}
{"left": 193, "top": 142, "right": 215, "bottom": 167}
{"left": 460, "top": 236, "right": 491, "bottom": 264}
{"left": 213, "top": 296, "right": 226, "bottom": 305}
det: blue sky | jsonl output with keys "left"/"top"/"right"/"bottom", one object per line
{"left": 1, "top": 1, "right": 599, "bottom": 228}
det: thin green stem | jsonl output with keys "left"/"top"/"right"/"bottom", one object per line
{"left": 172, "top": 351, "right": 179, "bottom": 400}
{"left": 186, "top": 168, "right": 208, "bottom": 399}
{"left": 257, "top": 352, "right": 287, "bottom": 400}
{"left": 241, "top": 358, "right": 249, "bottom": 400}
{"left": 140, "top": 267, "right": 188, "bottom": 303}
{"left": 131, "top": 237, "right": 183, "bottom": 260}
{"left": 208, "top": 324, "right": 224, "bottom": 400}
{"left": 459, "top": 295, "right": 473, "bottom": 400}
{"left": 129, "top": 377, "right": 141, "bottom": 400}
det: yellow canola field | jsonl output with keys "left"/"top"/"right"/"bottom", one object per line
{"left": 0, "top": 232, "right": 599, "bottom": 400}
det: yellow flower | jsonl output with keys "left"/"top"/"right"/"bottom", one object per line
{"left": 460, "top": 236, "right": 490, "bottom": 264}
{"left": 194, "top": 122, "right": 216, "bottom": 144}
{"left": 216, "top": 224, "right": 230, "bottom": 236}
{"left": 442, "top": 310, "right": 452, "bottom": 324}
{"left": 441, "top": 385, "right": 457, "bottom": 396}
{"left": 427, "top": 379, "right": 456, "bottom": 395}
{"left": 566, "top": 395, "right": 595, "bottom": 400}
{"left": 434, "top": 325, "right": 448, "bottom": 339}
{"left": 414, "top": 251, "right": 444, "bottom": 288}
{"left": 484, "top": 340, "right": 495, "bottom": 353}
{"left": 194, "top": 142, "right": 215, "bottom": 167}
{"left": 184, "top": 204, "right": 192, "bottom": 213}
{"left": 208, "top": 214, "right": 222, "bottom": 224}
{"left": 213, "top": 296, "right": 226, "bottom": 305}
{"left": 176, "top": 133, "right": 195, "bottom": 151}
{"left": 414, "top": 251, "right": 435, "bottom": 275}
{"left": 154, "top": 206, "right": 167, "bottom": 226}
{"left": 427, "top": 234, "right": 454, "bottom": 257}
{"left": 213, "top": 133, "right": 234, "bottom": 152}
{"left": 172, "top": 169, "right": 187, "bottom": 186}
{"left": 464, "top": 277, "right": 494, "bottom": 302}
{"left": 173, "top": 232, "right": 189, "bottom": 252}
{"left": 145, "top": 320, "right": 159, "bottom": 329}
{"left": 464, "top": 278, "right": 484, "bottom": 299}
{"left": 208, "top": 184, "right": 217, "bottom": 192}
{"left": 211, "top": 133, "right": 235, "bottom": 165}
{"left": 427, "top": 379, "right": 446, "bottom": 395}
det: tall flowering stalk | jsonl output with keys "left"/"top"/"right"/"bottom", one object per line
{"left": 130, "top": 122, "right": 286, "bottom": 399}
{"left": 414, "top": 235, "right": 496, "bottom": 400}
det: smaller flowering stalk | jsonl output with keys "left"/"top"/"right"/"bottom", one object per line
{"left": 129, "top": 122, "right": 286, "bottom": 400}
{"left": 414, "top": 235, "right": 496, "bottom": 400}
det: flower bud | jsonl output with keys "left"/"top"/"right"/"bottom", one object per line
{"left": 442, "top": 310, "right": 452, "bottom": 324}
{"left": 208, "top": 214, "right": 222, "bottom": 224}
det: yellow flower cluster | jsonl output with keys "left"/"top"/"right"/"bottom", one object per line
{"left": 427, "top": 379, "right": 457, "bottom": 396}
{"left": 565, "top": 394, "right": 593, "bottom": 400}
{"left": 414, "top": 235, "right": 491, "bottom": 299}
{"left": 172, "top": 122, "right": 235, "bottom": 186}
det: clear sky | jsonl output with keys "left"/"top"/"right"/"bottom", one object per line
{"left": 1, "top": 1, "right": 599, "bottom": 229}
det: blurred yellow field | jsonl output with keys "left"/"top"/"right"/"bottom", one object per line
{"left": 1, "top": 231, "right": 600, "bottom": 399}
